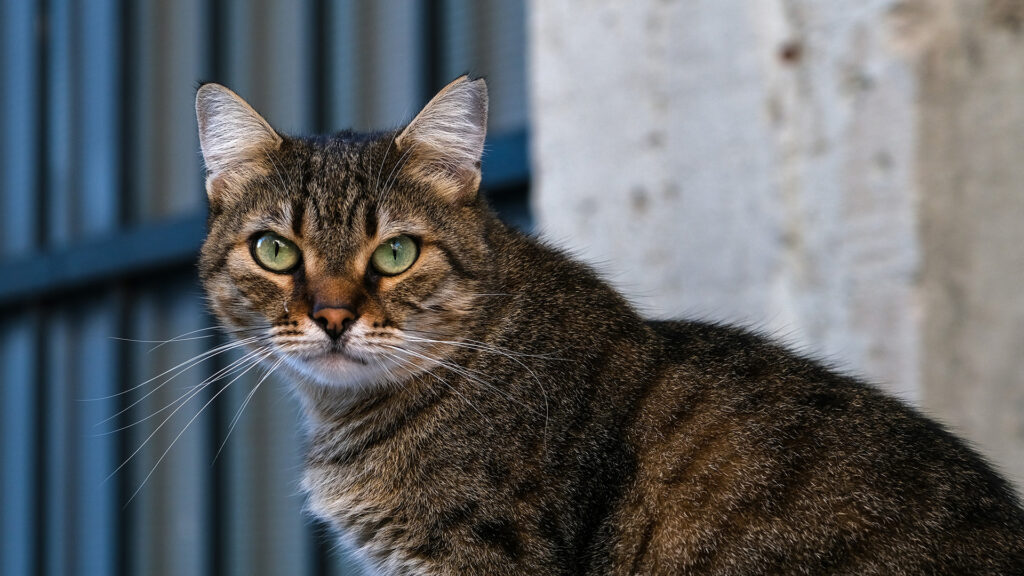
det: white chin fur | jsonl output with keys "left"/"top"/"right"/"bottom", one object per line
{"left": 284, "top": 352, "right": 387, "bottom": 388}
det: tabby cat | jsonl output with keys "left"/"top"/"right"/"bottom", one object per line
{"left": 195, "top": 76, "right": 1024, "bottom": 574}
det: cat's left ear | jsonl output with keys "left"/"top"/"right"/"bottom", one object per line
{"left": 395, "top": 75, "right": 488, "bottom": 203}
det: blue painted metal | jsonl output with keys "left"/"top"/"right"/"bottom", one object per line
{"left": 0, "top": 213, "right": 207, "bottom": 307}
{"left": 0, "top": 0, "right": 41, "bottom": 258}
{"left": 44, "top": 314, "right": 71, "bottom": 576}
{"left": 76, "top": 3, "right": 122, "bottom": 575}
{"left": 1, "top": 316, "right": 40, "bottom": 576}
{"left": 0, "top": 1, "right": 42, "bottom": 575}
{"left": 79, "top": 0, "right": 121, "bottom": 238}
{"left": 76, "top": 305, "right": 120, "bottom": 575}
{"left": 46, "top": 0, "right": 74, "bottom": 247}
{"left": 482, "top": 128, "right": 530, "bottom": 191}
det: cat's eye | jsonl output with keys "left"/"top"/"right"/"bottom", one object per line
{"left": 251, "top": 232, "right": 301, "bottom": 273}
{"left": 370, "top": 235, "right": 418, "bottom": 276}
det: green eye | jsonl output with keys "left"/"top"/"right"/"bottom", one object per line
{"left": 252, "top": 232, "right": 301, "bottom": 273}
{"left": 371, "top": 235, "right": 418, "bottom": 276}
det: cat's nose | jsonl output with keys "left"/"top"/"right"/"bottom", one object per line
{"left": 311, "top": 304, "right": 357, "bottom": 340}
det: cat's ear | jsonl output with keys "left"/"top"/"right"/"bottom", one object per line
{"left": 395, "top": 75, "right": 488, "bottom": 203}
{"left": 195, "top": 83, "right": 282, "bottom": 200}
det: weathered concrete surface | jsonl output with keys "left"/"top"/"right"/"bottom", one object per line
{"left": 917, "top": 0, "right": 1024, "bottom": 486}
{"left": 530, "top": 0, "right": 1024, "bottom": 483}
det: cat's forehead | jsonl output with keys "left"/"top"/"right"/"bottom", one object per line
{"left": 251, "top": 133, "right": 424, "bottom": 269}
{"left": 287, "top": 134, "right": 384, "bottom": 198}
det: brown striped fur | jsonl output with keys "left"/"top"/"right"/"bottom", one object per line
{"left": 196, "top": 77, "right": 1024, "bottom": 574}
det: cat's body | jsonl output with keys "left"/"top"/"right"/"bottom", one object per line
{"left": 196, "top": 77, "right": 1024, "bottom": 575}
{"left": 300, "top": 220, "right": 1024, "bottom": 575}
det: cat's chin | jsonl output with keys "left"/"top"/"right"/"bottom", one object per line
{"left": 284, "top": 351, "right": 388, "bottom": 389}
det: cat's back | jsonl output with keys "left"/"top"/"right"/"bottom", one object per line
{"left": 613, "top": 319, "right": 1024, "bottom": 575}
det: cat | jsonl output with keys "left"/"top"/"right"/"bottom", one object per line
{"left": 195, "top": 76, "right": 1024, "bottom": 575}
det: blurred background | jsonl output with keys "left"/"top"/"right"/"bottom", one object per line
{"left": 1, "top": 1, "right": 1023, "bottom": 575}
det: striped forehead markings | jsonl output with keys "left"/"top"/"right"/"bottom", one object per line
{"left": 292, "top": 196, "right": 306, "bottom": 236}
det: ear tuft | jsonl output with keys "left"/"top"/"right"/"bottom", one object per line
{"left": 395, "top": 76, "right": 488, "bottom": 202}
{"left": 195, "top": 83, "right": 282, "bottom": 198}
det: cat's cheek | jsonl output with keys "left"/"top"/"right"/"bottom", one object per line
{"left": 373, "top": 252, "right": 458, "bottom": 319}
{"left": 204, "top": 275, "right": 251, "bottom": 327}
{"left": 225, "top": 248, "right": 296, "bottom": 313}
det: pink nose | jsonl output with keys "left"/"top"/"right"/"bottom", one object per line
{"left": 311, "top": 305, "right": 357, "bottom": 339}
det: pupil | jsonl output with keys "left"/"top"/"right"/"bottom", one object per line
{"left": 274, "top": 240, "right": 280, "bottom": 257}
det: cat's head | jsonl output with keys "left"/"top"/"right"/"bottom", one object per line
{"left": 196, "top": 76, "right": 494, "bottom": 390}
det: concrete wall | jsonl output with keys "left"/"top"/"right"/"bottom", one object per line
{"left": 530, "top": 0, "right": 1024, "bottom": 485}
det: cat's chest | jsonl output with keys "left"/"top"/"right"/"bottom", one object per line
{"left": 303, "top": 460, "right": 431, "bottom": 574}
{"left": 301, "top": 413, "right": 482, "bottom": 574}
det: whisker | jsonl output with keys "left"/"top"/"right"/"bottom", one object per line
{"left": 373, "top": 351, "right": 403, "bottom": 386}
{"left": 374, "top": 132, "right": 396, "bottom": 201}
{"left": 108, "top": 326, "right": 264, "bottom": 352}
{"left": 92, "top": 336, "right": 265, "bottom": 425}
{"left": 106, "top": 345, "right": 271, "bottom": 487}
{"left": 146, "top": 326, "right": 266, "bottom": 353}
{"left": 378, "top": 145, "right": 416, "bottom": 202}
{"left": 381, "top": 344, "right": 543, "bottom": 419}
{"left": 125, "top": 347, "right": 275, "bottom": 505}
{"left": 266, "top": 151, "right": 291, "bottom": 196}
{"left": 377, "top": 350, "right": 488, "bottom": 420}
{"left": 397, "top": 333, "right": 552, "bottom": 440}
{"left": 212, "top": 357, "right": 285, "bottom": 464}
{"left": 86, "top": 334, "right": 266, "bottom": 403}
{"left": 401, "top": 331, "right": 564, "bottom": 360}
{"left": 101, "top": 346, "right": 272, "bottom": 434}
{"left": 110, "top": 335, "right": 218, "bottom": 345}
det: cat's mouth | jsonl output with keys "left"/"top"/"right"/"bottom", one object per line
{"left": 275, "top": 328, "right": 393, "bottom": 387}
{"left": 312, "top": 337, "right": 373, "bottom": 366}
{"left": 321, "top": 347, "right": 370, "bottom": 366}
{"left": 283, "top": 343, "right": 383, "bottom": 388}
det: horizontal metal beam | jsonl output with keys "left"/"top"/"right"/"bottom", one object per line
{"left": 0, "top": 130, "right": 529, "bottom": 307}
{"left": 0, "top": 213, "right": 207, "bottom": 307}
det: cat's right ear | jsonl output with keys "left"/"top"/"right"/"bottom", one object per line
{"left": 395, "top": 75, "right": 488, "bottom": 203}
{"left": 195, "top": 83, "right": 282, "bottom": 202}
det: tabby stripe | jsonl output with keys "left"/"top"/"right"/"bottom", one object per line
{"left": 340, "top": 166, "right": 368, "bottom": 233}
{"left": 629, "top": 518, "right": 658, "bottom": 575}
{"left": 340, "top": 192, "right": 358, "bottom": 233}
{"left": 291, "top": 196, "right": 306, "bottom": 235}
{"left": 310, "top": 191, "right": 323, "bottom": 225}
{"left": 328, "top": 386, "right": 450, "bottom": 466}
{"left": 434, "top": 241, "right": 475, "bottom": 280}
{"left": 341, "top": 388, "right": 396, "bottom": 421}
{"left": 363, "top": 203, "right": 378, "bottom": 237}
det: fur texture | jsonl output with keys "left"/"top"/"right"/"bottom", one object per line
{"left": 196, "top": 77, "right": 1024, "bottom": 575}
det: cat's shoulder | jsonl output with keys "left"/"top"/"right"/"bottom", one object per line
{"left": 645, "top": 318, "right": 829, "bottom": 373}
{"left": 642, "top": 318, "right": 893, "bottom": 413}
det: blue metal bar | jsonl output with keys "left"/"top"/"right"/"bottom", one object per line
{"left": 0, "top": 213, "right": 207, "bottom": 307}
{"left": 0, "top": 2, "right": 42, "bottom": 576}
{"left": 1, "top": 316, "right": 41, "bottom": 576}
{"left": 76, "top": 3, "right": 122, "bottom": 575}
